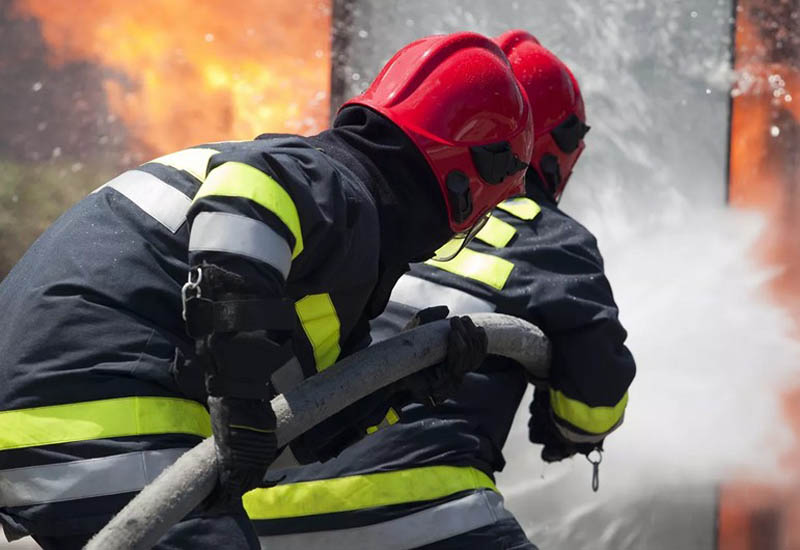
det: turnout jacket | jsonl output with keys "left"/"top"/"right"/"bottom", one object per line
{"left": 250, "top": 184, "right": 636, "bottom": 548}
{"left": 0, "top": 132, "right": 409, "bottom": 538}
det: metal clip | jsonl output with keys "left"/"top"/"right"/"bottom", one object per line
{"left": 181, "top": 267, "right": 203, "bottom": 321}
{"left": 586, "top": 447, "right": 603, "bottom": 493}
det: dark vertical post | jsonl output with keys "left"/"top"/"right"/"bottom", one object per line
{"left": 749, "top": 507, "right": 782, "bottom": 550}
{"left": 329, "top": 0, "right": 357, "bottom": 122}
{"left": 725, "top": 0, "right": 739, "bottom": 205}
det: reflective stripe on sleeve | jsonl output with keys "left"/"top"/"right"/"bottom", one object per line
{"left": 496, "top": 197, "right": 541, "bottom": 220}
{"left": 0, "top": 448, "right": 189, "bottom": 507}
{"left": 366, "top": 407, "right": 399, "bottom": 435}
{"left": 147, "top": 148, "right": 219, "bottom": 182}
{"left": 189, "top": 211, "right": 292, "bottom": 279}
{"left": 243, "top": 465, "right": 497, "bottom": 520}
{"left": 389, "top": 275, "right": 496, "bottom": 315}
{"left": 295, "top": 294, "right": 341, "bottom": 372}
{"left": 95, "top": 170, "right": 192, "bottom": 233}
{"left": 554, "top": 415, "right": 622, "bottom": 444}
{"left": 193, "top": 161, "right": 304, "bottom": 258}
{"left": 255, "top": 489, "right": 512, "bottom": 550}
{"left": 550, "top": 389, "right": 629, "bottom": 436}
{"left": 474, "top": 215, "right": 516, "bottom": 248}
{"left": 0, "top": 397, "right": 211, "bottom": 451}
{"left": 425, "top": 249, "right": 514, "bottom": 291}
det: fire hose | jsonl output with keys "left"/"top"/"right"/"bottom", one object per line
{"left": 84, "top": 313, "right": 550, "bottom": 550}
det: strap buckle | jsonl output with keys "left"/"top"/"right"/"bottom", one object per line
{"left": 586, "top": 447, "right": 603, "bottom": 492}
{"left": 181, "top": 267, "right": 203, "bottom": 321}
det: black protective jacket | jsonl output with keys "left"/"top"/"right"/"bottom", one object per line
{"left": 250, "top": 183, "right": 636, "bottom": 542}
{"left": 0, "top": 106, "right": 448, "bottom": 538}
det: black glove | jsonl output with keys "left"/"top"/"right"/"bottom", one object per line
{"left": 184, "top": 264, "right": 292, "bottom": 505}
{"left": 207, "top": 396, "right": 277, "bottom": 506}
{"left": 394, "top": 307, "right": 488, "bottom": 406}
{"left": 528, "top": 389, "right": 600, "bottom": 462}
{"left": 199, "top": 331, "right": 281, "bottom": 506}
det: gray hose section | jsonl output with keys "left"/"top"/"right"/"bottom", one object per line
{"left": 85, "top": 313, "right": 549, "bottom": 550}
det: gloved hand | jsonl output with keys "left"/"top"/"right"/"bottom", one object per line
{"left": 183, "top": 264, "right": 291, "bottom": 506}
{"left": 197, "top": 331, "right": 284, "bottom": 505}
{"left": 395, "top": 307, "right": 488, "bottom": 406}
{"left": 528, "top": 388, "right": 600, "bottom": 462}
{"left": 207, "top": 396, "right": 277, "bottom": 506}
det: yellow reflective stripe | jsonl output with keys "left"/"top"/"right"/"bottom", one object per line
{"left": 474, "top": 215, "right": 516, "bottom": 248}
{"left": 386, "top": 407, "right": 400, "bottom": 424}
{"left": 194, "top": 161, "right": 303, "bottom": 258}
{"left": 243, "top": 465, "right": 497, "bottom": 520}
{"left": 366, "top": 407, "right": 400, "bottom": 435}
{"left": 496, "top": 197, "right": 541, "bottom": 220}
{"left": 295, "top": 293, "right": 341, "bottom": 372}
{"left": 426, "top": 249, "right": 514, "bottom": 290}
{"left": 550, "top": 390, "right": 629, "bottom": 435}
{"left": 0, "top": 397, "right": 211, "bottom": 451}
{"left": 147, "top": 148, "right": 219, "bottom": 182}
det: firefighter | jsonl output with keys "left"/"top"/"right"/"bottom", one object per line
{"left": 0, "top": 32, "right": 533, "bottom": 549}
{"left": 249, "top": 31, "right": 636, "bottom": 550}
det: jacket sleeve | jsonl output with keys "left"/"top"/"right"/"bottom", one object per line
{"left": 183, "top": 144, "right": 360, "bottom": 396}
{"left": 187, "top": 149, "right": 303, "bottom": 290}
{"left": 186, "top": 142, "right": 353, "bottom": 312}
{"left": 519, "top": 205, "right": 635, "bottom": 444}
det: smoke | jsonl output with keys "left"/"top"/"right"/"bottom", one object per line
{"left": 328, "top": 1, "right": 800, "bottom": 546}
{"left": 498, "top": 201, "right": 800, "bottom": 548}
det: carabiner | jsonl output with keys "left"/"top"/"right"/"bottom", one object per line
{"left": 586, "top": 447, "right": 603, "bottom": 493}
{"left": 181, "top": 267, "right": 203, "bottom": 321}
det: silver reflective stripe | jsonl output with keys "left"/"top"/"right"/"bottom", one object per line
{"left": 271, "top": 357, "right": 305, "bottom": 394}
{"left": 257, "top": 489, "right": 512, "bottom": 550}
{"left": 390, "top": 275, "right": 496, "bottom": 315}
{"left": 189, "top": 212, "right": 292, "bottom": 278}
{"left": 95, "top": 170, "right": 192, "bottom": 233}
{"left": 555, "top": 412, "right": 624, "bottom": 444}
{"left": 0, "top": 448, "right": 189, "bottom": 507}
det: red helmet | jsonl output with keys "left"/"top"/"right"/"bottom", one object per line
{"left": 342, "top": 32, "right": 534, "bottom": 233}
{"left": 495, "top": 30, "right": 589, "bottom": 202}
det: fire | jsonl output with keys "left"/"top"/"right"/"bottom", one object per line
{"left": 10, "top": 0, "right": 332, "bottom": 156}
{"left": 720, "top": 2, "right": 800, "bottom": 548}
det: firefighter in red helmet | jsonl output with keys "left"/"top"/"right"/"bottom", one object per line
{"left": 250, "top": 30, "right": 634, "bottom": 550}
{"left": 0, "top": 32, "right": 532, "bottom": 549}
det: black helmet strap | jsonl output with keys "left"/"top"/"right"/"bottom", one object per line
{"left": 550, "top": 114, "right": 590, "bottom": 154}
{"left": 445, "top": 170, "right": 473, "bottom": 224}
{"left": 470, "top": 141, "right": 528, "bottom": 185}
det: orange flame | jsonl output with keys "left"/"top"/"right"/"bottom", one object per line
{"left": 720, "top": 2, "right": 800, "bottom": 548}
{"left": 11, "top": 0, "right": 332, "bottom": 156}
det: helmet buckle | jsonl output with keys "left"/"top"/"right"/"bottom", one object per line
{"left": 470, "top": 141, "right": 527, "bottom": 184}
